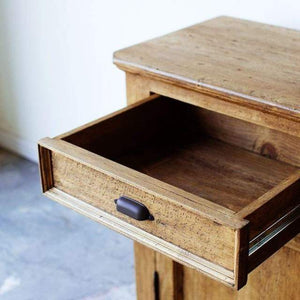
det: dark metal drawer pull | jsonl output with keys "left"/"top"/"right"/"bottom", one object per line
{"left": 114, "top": 196, "right": 154, "bottom": 221}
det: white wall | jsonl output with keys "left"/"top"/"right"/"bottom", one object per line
{"left": 0, "top": 0, "right": 300, "bottom": 162}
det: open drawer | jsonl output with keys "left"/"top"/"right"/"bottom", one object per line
{"left": 38, "top": 94, "right": 300, "bottom": 289}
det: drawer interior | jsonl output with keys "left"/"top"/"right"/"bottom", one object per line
{"left": 39, "top": 94, "right": 299, "bottom": 288}
{"left": 62, "top": 96, "right": 299, "bottom": 214}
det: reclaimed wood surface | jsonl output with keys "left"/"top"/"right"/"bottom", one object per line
{"left": 134, "top": 243, "right": 183, "bottom": 300}
{"left": 39, "top": 138, "right": 240, "bottom": 282}
{"left": 59, "top": 94, "right": 299, "bottom": 245}
{"left": 60, "top": 96, "right": 298, "bottom": 213}
{"left": 38, "top": 92, "right": 299, "bottom": 289}
{"left": 134, "top": 242, "right": 156, "bottom": 300}
{"left": 155, "top": 251, "right": 184, "bottom": 300}
{"left": 124, "top": 66, "right": 299, "bottom": 298}
{"left": 115, "top": 16, "right": 300, "bottom": 122}
{"left": 124, "top": 73, "right": 300, "bottom": 137}
{"left": 187, "top": 105, "right": 300, "bottom": 167}
{"left": 38, "top": 16, "right": 300, "bottom": 298}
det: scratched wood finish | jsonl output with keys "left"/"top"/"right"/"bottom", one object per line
{"left": 57, "top": 95, "right": 299, "bottom": 242}
{"left": 188, "top": 107, "right": 300, "bottom": 167}
{"left": 39, "top": 135, "right": 247, "bottom": 282}
{"left": 38, "top": 16, "right": 300, "bottom": 298}
{"left": 61, "top": 96, "right": 298, "bottom": 213}
{"left": 50, "top": 150, "right": 237, "bottom": 270}
{"left": 38, "top": 93, "right": 299, "bottom": 289}
{"left": 124, "top": 73, "right": 300, "bottom": 137}
{"left": 124, "top": 67, "right": 299, "bottom": 298}
{"left": 126, "top": 138, "right": 298, "bottom": 213}
{"left": 59, "top": 95, "right": 299, "bottom": 243}
{"left": 114, "top": 16, "right": 300, "bottom": 122}
{"left": 120, "top": 18, "right": 300, "bottom": 299}
{"left": 125, "top": 73, "right": 300, "bottom": 165}
{"left": 237, "top": 175, "right": 300, "bottom": 240}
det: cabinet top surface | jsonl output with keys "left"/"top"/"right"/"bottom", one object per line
{"left": 114, "top": 16, "right": 300, "bottom": 119}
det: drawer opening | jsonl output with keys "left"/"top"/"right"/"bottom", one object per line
{"left": 39, "top": 94, "right": 299, "bottom": 289}
{"left": 62, "top": 96, "right": 299, "bottom": 215}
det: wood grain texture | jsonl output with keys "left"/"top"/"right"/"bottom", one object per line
{"left": 126, "top": 73, "right": 152, "bottom": 105}
{"left": 60, "top": 96, "right": 298, "bottom": 213}
{"left": 120, "top": 24, "right": 300, "bottom": 298}
{"left": 125, "top": 138, "right": 298, "bottom": 213}
{"left": 37, "top": 16, "right": 300, "bottom": 299}
{"left": 55, "top": 93, "right": 299, "bottom": 268}
{"left": 40, "top": 136, "right": 238, "bottom": 225}
{"left": 38, "top": 92, "right": 299, "bottom": 289}
{"left": 126, "top": 80, "right": 184, "bottom": 300}
{"left": 44, "top": 187, "right": 236, "bottom": 285}
{"left": 156, "top": 252, "right": 184, "bottom": 300}
{"left": 234, "top": 225, "right": 249, "bottom": 290}
{"left": 123, "top": 70, "right": 300, "bottom": 297}
{"left": 286, "top": 233, "right": 300, "bottom": 252}
{"left": 124, "top": 73, "right": 300, "bottom": 138}
{"left": 38, "top": 145, "right": 53, "bottom": 192}
{"left": 38, "top": 136, "right": 250, "bottom": 284}
{"left": 125, "top": 72, "right": 300, "bottom": 167}
{"left": 134, "top": 242, "right": 156, "bottom": 300}
{"left": 51, "top": 150, "right": 237, "bottom": 270}
{"left": 237, "top": 173, "right": 300, "bottom": 239}
{"left": 134, "top": 243, "right": 184, "bottom": 300}
{"left": 189, "top": 107, "right": 300, "bottom": 167}
{"left": 183, "top": 246, "right": 300, "bottom": 300}
{"left": 115, "top": 17, "right": 300, "bottom": 122}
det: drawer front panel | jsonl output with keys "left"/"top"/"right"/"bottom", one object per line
{"left": 52, "top": 150, "right": 236, "bottom": 270}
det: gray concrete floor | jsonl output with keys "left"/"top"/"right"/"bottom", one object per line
{"left": 0, "top": 149, "right": 135, "bottom": 300}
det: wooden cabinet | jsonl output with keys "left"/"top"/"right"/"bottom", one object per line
{"left": 38, "top": 16, "right": 299, "bottom": 298}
